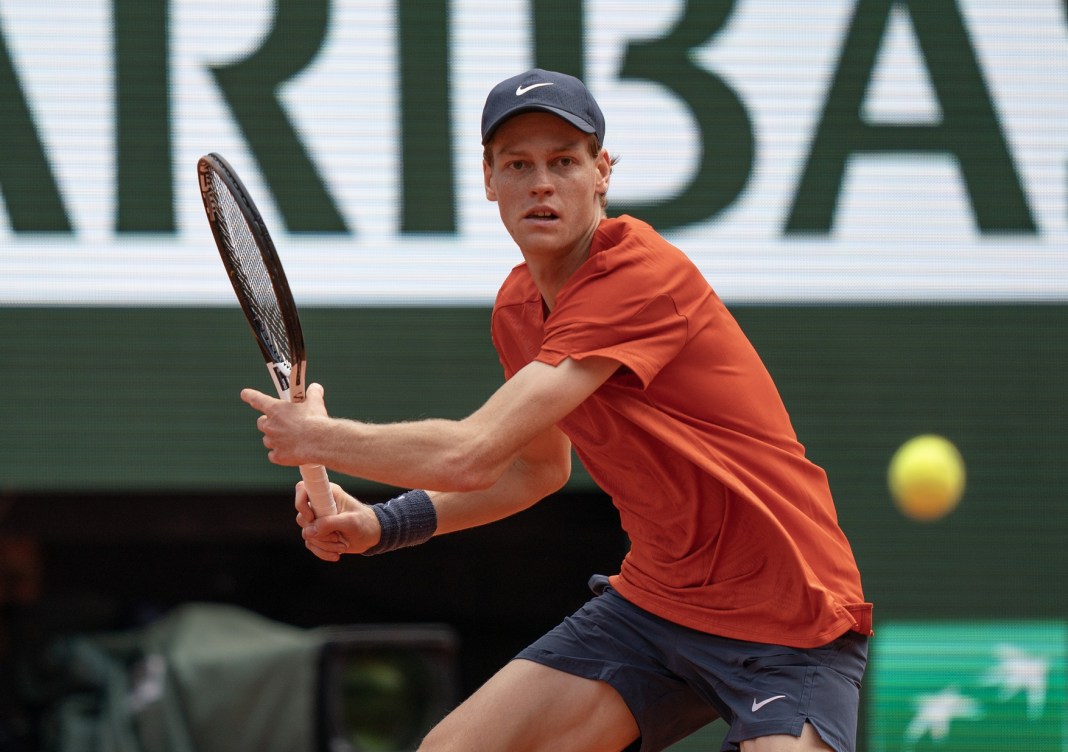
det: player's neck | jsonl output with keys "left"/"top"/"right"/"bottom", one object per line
{"left": 524, "top": 245, "right": 588, "bottom": 311}
{"left": 522, "top": 221, "right": 600, "bottom": 310}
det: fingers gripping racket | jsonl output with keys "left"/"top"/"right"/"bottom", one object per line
{"left": 197, "top": 152, "right": 337, "bottom": 518}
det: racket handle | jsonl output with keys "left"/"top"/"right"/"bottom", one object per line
{"left": 300, "top": 463, "right": 338, "bottom": 517}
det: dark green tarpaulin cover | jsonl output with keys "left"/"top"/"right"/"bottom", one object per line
{"left": 40, "top": 603, "right": 325, "bottom": 752}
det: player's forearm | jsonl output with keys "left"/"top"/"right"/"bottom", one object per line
{"left": 311, "top": 414, "right": 512, "bottom": 492}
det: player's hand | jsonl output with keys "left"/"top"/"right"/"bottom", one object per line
{"left": 294, "top": 481, "right": 382, "bottom": 561}
{"left": 241, "top": 383, "right": 329, "bottom": 466}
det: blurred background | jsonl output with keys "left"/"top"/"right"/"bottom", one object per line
{"left": 1, "top": 1, "right": 1065, "bottom": 750}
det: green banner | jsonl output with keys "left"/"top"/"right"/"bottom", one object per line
{"left": 869, "top": 621, "right": 1067, "bottom": 751}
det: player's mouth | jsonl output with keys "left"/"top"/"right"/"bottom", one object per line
{"left": 525, "top": 207, "right": 559, "bottom": 223}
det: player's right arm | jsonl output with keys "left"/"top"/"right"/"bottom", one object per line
{"left": 245, "top": 354, "right": 618, "bottom": 491}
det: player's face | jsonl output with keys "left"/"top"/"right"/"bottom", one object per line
{"left": 484, "top": 113, "right": 610, "bottom": 263}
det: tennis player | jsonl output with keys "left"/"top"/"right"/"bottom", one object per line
{"left": 241, "top": 69, "right": 873, "bottom": 752}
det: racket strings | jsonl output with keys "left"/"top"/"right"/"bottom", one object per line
{"left": 210, "top": 174, "right": 295, "bottom": 370}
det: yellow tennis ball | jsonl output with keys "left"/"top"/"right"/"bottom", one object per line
{"left": 887, "top": 435, "right": 966, "bottom": 521}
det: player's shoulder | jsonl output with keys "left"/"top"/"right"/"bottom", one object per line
{"left": 594, "top": 214, "right": 656, "bottom": 247}
{"left": 593, "top": 215, "right": 691, "bottom": 270}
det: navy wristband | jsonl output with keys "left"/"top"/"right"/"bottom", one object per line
{"left": 362, "top": 489, "right": 437, "bottom": 555}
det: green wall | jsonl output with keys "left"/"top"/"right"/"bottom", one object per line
{"left": 3, "top": 303, "right": 1066, "bottom": 624}
{"left": 4, "top": 303, "right": 1066, "bottom": 750}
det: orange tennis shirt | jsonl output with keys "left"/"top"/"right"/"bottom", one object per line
{"left": 491, "top": 215, "right": 872, "bottom": 648}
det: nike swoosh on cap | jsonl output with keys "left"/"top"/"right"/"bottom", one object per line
{"left": 516, "top": 82, "right": 554, "bottom": 96}
{"left": 751, "top": 695, "right": 787, "bottom": 712}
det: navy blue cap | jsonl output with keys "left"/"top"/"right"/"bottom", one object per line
{"left": 481, "top": 69, "right": 606, "bottom": 145}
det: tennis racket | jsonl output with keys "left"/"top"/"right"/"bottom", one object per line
{"left": 197, "top": 152, "right": 337, "bottom": 518}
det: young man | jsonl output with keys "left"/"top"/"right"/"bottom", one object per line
{"left": 241, "top": 69, "right": 872, "bottom": 752}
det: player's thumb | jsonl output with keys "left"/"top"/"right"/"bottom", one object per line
{"left": 306, "top": 382, "right": 327, "bottom": 410}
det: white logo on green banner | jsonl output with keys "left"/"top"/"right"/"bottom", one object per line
{"left": 869, "top": 622, "right": 1066, "bottom": 751}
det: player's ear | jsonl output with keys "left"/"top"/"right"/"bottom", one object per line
{"left": 595, "top": 148, "right": 611, "bottom": 193}
{"left": 483, "top": 159, "right": 498, "bottom": 202}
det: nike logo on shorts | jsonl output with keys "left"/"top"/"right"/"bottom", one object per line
{"left": 752, "top": 695, "right": 787, "bottom": 712}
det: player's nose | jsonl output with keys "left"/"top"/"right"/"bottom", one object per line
{"left": 529, "top": 165, "right": 555, "bottom": 194}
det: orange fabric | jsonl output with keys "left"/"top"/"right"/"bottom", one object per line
{"left": 491, "top": 216, "right": 872, "bottom": 648}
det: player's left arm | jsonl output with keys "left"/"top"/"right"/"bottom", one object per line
{"left": 240, "top": 354, "right": 619, "bottom": 492}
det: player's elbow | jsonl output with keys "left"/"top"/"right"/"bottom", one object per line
{"left": 516, "top": 442, "right": 572, "bottom": 500}
{"left": 539, "top": 452, "right": 571, "bottom": 495}
{"left": 441, "top": 423, "right": 570, "bottom": 494}
{"left": 443, "top": 441, "right": 564, "bottom": 494}
{"left": 448, "top": 464, "right": 502, "bottom": 493}
{"left": 439, "top": 443, "right": 511, "bottom": 492}
{"left": 454, "top": 450, "right": 569, "bottom": 501}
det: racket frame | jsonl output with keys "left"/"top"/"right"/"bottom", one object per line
{"left": 197, "top": 152, "right": 336, "bottom": 518}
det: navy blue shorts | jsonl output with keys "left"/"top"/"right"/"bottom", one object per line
{"left": 515, "top": 578, "right": 868, "bottom": 752}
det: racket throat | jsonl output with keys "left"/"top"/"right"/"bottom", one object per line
{"left": 268, "top": 362, "right": 293, "bottom": 400}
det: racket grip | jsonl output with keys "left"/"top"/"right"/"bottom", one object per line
{"left": 300, "top": 464, "right": 338, "bottom": 517}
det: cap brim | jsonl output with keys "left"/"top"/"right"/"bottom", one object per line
{"left": 482, "top": 104, "right": 597, "bottom": 144}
